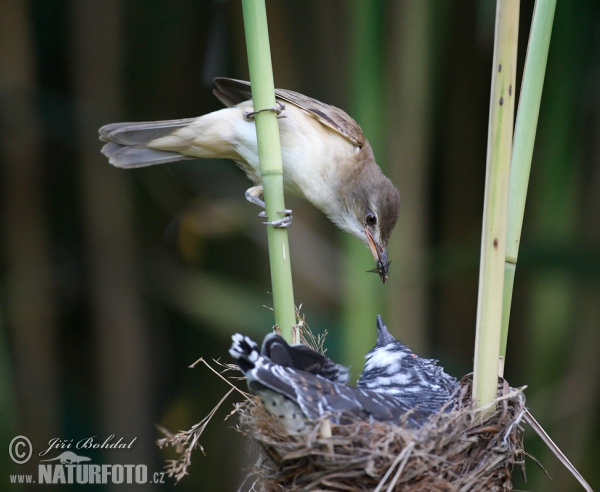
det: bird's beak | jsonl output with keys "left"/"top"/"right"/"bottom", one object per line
{"left": 365, "top": 228, "right": 390, "bottom": 284}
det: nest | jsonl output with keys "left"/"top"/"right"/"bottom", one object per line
{"left": 236, "top": 376, "right": 526, "bottom": 492}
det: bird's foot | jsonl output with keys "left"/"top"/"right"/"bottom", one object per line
{"left": 259, "top": 210, "right": 293, "bottom": 228}
{"left": 245, "top": 186, "right": 292, "bottom": 227}
{"left": 245, "top": 187, "right": 265, "bottom": 208}
{"left": 243, "top": 102, "right": 287, "bottom": 121}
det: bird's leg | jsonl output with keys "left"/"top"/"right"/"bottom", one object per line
{"left": 245, "top": 185, "right": 293, "bottom": 228}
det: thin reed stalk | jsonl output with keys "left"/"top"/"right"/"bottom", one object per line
{"left": 241, "top": 0, "right": 296, "bottom": 341}
{"left": 473, "top": 0, "right": 520, "bottom": 408}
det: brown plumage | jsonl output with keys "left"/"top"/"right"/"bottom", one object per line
{"left": 99, "top": 78, "right": 400, "bottom": 282}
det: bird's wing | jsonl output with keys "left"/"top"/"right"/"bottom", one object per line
{"left": 261, "top": 333, "right": 350, "bottom": 384}
{"left": 213, "top": 77, "right": 365, "bottom": 147}
{"left": 212, "top": 78, "right": 252, "bottom": 107}
{"left": 352, "top": 389, "right": 425, "bottom": 425}
{"left": 248, "top": 359, "right": 423, "bottom": 427}
{"left": 261, "top": 334, "right": 327, "bottom": 375}
{"left": 319, "top": 356, "right": 350, "bottom": 384}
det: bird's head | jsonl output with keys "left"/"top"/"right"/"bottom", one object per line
{"left": 363, "top": 316, "right": 403, "bottom": 367}
{"left": 357, "top": 315, "right": 415, "bottom": 393}
{"left": 339, "top": 159, "right": 400, "bottom": 284}
{"left": 375, "top": 314, "right": 397, "bottom": 347}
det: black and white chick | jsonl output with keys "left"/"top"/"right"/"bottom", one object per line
{"left": 260, "top": 332, "right": 350, "bottom": 384}
{"left": 229, "top": 331, "right": 427, "bottom": 435}
{"left": 357, "top": 315, "right": 459, "bottom": 414}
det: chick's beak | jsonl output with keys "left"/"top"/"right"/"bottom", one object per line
{"left": 365, "top": 228, "right": 390, "bottom": 284}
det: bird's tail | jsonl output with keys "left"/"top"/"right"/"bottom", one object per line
{"left": 229, "top": 334, "right": 261, "bottom": 374}
{"left": 99, "top": 119, "right": 197, "bottom": 168}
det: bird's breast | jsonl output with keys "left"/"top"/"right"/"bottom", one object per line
{"left": 228, "top": 102, "right": 361, "bottom": 216}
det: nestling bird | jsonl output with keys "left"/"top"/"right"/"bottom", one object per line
{"left": 229, "top": 316, "right": 458, "bottom": 434}
{"left": 99, "top": 78, "right": 400, "bottom": 283}
{"left": 357, "top": 315, "right": 459, "bottom": 413}
{"left": 260, "top": 332, "right": 350, "bottom": 384}
{"left": 229, "top": 332, "right": 423, "bottom": 434}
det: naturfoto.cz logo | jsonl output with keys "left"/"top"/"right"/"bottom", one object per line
{"left": 38, "top": 460, "right": 149, "bottom": 485}
{"left": 8, "top": 435, "right": 166, "bottom": 485}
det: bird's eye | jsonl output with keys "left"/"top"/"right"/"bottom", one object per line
{"left": 366, "top": 213, "right": 377, "bottom": 226}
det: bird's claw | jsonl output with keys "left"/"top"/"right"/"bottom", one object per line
{"left": 243, "top": 102, "right": 287, "bottom": 121}
{"left": 246, "top": 188, "right": 292, "bottom": 228}
{"left": 245, "top": 189, "right": 266, "bottom": 208}
{"left": 259, "top": 210, "right": 293, "bottom": 228}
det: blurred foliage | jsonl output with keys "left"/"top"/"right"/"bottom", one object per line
{"left": 1, "top": 1, "right": 599, "bottom": 491}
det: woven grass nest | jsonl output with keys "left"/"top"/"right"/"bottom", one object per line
{"left": 236, "top": 375, "right": 526, "bottom": 492}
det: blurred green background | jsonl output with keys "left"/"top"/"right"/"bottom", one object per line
{"left": 1, "top": 1, "right": 599, "bottom": 490}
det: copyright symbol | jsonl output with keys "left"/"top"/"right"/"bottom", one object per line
{"left": 9, "top": 436, "right": 32, "bottom": 464}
